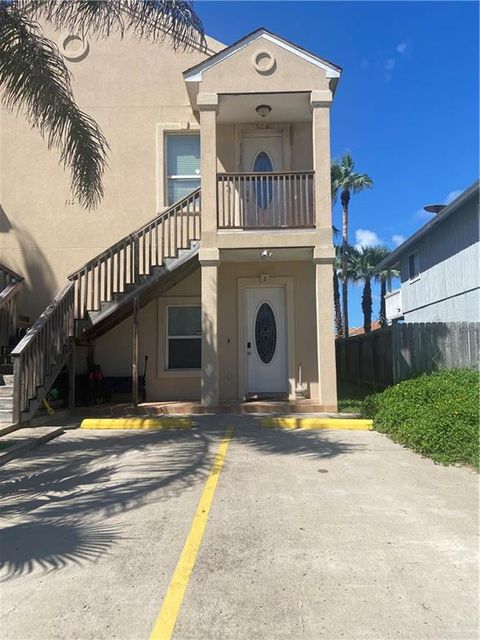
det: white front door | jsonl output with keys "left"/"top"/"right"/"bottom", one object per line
{"left": 242, "top": 134, "right": 284, "bottom": 228}
{"left": 246, "top": 287, "right": 288, "bottom": 396}
{"left": 242, "top": 134, "right": 283, "bottom": 172}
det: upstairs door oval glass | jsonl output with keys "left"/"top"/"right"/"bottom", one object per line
{"left": 253, "top": 151, "right": 273, "bottom": 209}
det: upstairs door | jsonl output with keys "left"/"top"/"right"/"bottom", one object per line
{"left": 241, "top": 134, "right": 283, "bottom": 227}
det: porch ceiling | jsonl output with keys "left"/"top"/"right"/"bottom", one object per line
{"left": 217, "top": 92, "right": 311, "bottom": 124}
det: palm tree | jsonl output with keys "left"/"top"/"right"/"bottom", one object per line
{"left": 0, "top": 1, "right": 204, "bottom": 209}
{"left": 333, "top": 245, "right": 343, "bottom": 338}
{"left": 348, "top": 246, "right": 389, "bottom": 333}
{"left": 331, "top": 154, "right": 373, "bottom": 336}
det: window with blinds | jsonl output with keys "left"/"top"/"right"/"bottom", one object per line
{"left": 166, "top": 134, "right": 201, "bottom": 205}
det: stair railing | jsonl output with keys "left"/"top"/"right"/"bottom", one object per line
{"left": 68, "top": 188, "right": 201, "bottom": 319}
{"left": 0, "top": 264, "right": 24, "bottom": 350}
{"left": 11, "top": 283, "right": 74, "bottom": 423}
{"left": 9, "top": 188, "right": 201, "bottom": 423}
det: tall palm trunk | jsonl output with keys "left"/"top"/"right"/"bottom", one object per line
{"left": 341, "top": 190, "right": 350, "bottom": 336}
{"left": 333, "top": 270, "right": 343, "bottom": 338}
{"left": 379, "top": 276, "right": 387, "bottom": 327}
{"left": 362, "top": 277, "right": 372, "bottom": 333}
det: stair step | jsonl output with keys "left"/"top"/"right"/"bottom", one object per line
{"left": 0, "top": 398, "right": 13, "bottom": 410}
{"left": 0, "top": 386, "right": 13, "bottom": 398}
{"left": 1, "top": 374, "right": 14, "bottom": 386}
{"left": 0, "top": 409, "right": 13, "bottom": 424}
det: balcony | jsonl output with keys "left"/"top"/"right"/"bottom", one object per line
{"left": 385, "top": 289, "right": 403, "bottom": 321}
{"left": 217, "top": 171, "right": 314, "bottom": 229}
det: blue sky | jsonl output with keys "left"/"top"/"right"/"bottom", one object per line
{"left": 195, "top": 0, "right": 479, "bottom": 328}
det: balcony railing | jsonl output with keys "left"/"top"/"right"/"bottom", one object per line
{"left": 217, "top": 171, "right": 314, "bottom": 229}
{"left": 385, "top": 289, "right": 403, "bottom": 321}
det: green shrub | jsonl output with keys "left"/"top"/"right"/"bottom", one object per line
{"left": 362, "top": 369, "right": 479, "bottom": 469}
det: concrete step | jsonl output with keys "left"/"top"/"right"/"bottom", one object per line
{"left": 0, "top": 385, "right": 13, "bottom": 398}
{"left": 0, "top": 426, "right": 64, "bottom": 466}
{"left": 0, "top": 397, "right": 13, "bottom": 410}
{"left": 0, "top": 409, "right": 13, "bottom": 423}
{"left": 0, "top": 374, "right": 14, "bottom": 386}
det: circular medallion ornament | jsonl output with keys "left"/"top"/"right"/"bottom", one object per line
{"left": 252, "top": 49, "right": 276, "bottom": 75}
{"left": 58, "top": 33, "right": 90, "bottom": 62}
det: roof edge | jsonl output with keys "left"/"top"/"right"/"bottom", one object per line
{"left": 183, "top": 27, "right": 342, "bottom": 82}
{"left": 376, "top": 180, "right": 480, "bottom": 271}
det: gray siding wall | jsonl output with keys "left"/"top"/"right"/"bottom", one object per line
{"left": 400, "top": 199, "right": 479, "bottom": 323}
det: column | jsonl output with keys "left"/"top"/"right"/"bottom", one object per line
{"left": 314, "top": 255, "right": 338, "bottom": 411}
{"left": 200, "top": 251, "right": 220, "bottom": 407}
{"left": 311, "top": 90, "right": 333, "bottom": 230}
{"left": 198, "top": 92, "right": 218, "bottom": 249}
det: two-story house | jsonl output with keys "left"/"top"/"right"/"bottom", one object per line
{"left": 381, "top": 181, "right": 479, "bottom": 324}
{"left": 0, "top": 26, "right": 341, "bottom": 423}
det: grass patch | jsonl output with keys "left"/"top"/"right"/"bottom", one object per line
{"left": 337, "top": 382, "right": 373, "bottom": 414}
{"left": 362, "top": 369, "right": 479, "bottom": 469}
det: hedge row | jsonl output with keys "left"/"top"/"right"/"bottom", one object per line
{"left": 362, "top": 369, "right": 479, "bottom": 469}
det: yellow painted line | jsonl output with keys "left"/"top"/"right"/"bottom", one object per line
{"left": 80, "top": 418, "right": 191, "bottom": 430}
{"left": 261, "top": 417, "right": 373, "bottom": 430}
{"left": 149, "top": 427, "right": 234, "bottom": 640}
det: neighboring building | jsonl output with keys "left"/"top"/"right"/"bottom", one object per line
{"left": 380, "top": 182, "right": 479, "bottom": 324}
{"left": 0, "top": 26, "right": 342, "bottom": 421}
{"left": 348, "top": 321, "right": 381, "bottom": 337}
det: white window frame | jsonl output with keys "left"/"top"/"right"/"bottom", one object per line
{"left": 165, "top": 132, "right": 201, "bottom": 206}
{"left": 165, "top": 304, "right": 202, "bottom": 371}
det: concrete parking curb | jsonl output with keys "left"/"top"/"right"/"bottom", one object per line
{"left": 261, "top": 417, "right": 373, "bottom": 430}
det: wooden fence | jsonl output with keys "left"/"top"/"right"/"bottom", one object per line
{"left": 336, "top": 322, "right": 480, "bottom": 388}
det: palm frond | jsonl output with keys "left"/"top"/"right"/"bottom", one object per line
{"left": 0, "top": 4, "right": 108, "bottom": 208}
{"left": 23, "top": 0, "right": 206, "bottom": 51}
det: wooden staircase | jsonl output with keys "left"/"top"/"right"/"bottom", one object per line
{"left": 0, "top": 265, "right": 24, "bottom": 426}
{"left": 10, "top": 189, "right": 201, "bottom": 424}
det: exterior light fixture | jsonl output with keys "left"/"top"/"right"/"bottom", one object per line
{"left": 256, "top": 104, "right": 272, "bottom": 118}
{"left": 260, "top": 249, "right": 272, "bottom": 258}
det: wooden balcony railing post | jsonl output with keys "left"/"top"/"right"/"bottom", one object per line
{"left": 216, "top": 172, "right": 315, "bottom": 230}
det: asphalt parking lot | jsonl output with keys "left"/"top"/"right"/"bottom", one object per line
{"left": 0, "top": 416, "right": 477, "bottom": 639}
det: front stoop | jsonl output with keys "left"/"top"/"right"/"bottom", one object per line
{"left": 65, "top": 401, "right": 356, "bottom": 418}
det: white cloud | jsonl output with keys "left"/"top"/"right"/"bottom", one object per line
{"left": 354, "top": 229, "right": 382, "bottom": 250}
{"left": 384, "top": 58, "right": 396, "bottom": 71}
{"left": 396, "top": 42, "right": 408, "bottom": 55}
{"left": 384, "top": 57, "right": 396, "bottom": 81}
{"left": 392, "top": 234, "right": 405, "bottom": 247}
{"left": 444, "top": 189, "right": 462, "bottom": 204}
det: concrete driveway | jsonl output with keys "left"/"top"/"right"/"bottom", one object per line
{"left": 0, "top": 416, "right": 477, "bottom": 640}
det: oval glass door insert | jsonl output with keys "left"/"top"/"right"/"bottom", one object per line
{"left": 253, "top": 151, "right": 273, "bottom": 208}
{"left": 255, "top": 302, "right": 277, "bottom": 364}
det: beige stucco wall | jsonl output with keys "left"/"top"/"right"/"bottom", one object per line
{"left": 218, "top": 261, "right": 320, "bottom": 401}
{"left": 94, "top": 269, "right": 201, "bottom": 401}
{"left": 198, "top": 39, "right": 332, "bottom": 94}
{"left": 92, "top": 259, "right": 325, "bottom": 403}
{"left": 0, "top": 25, "right": 223, "bottom": 319}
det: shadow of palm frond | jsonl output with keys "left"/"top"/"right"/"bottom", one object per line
{"left": 0, "top": 430, "right": 212, "bottom": 521}
{"left": 0, "top": 519, "right": 119, "bottom": 582}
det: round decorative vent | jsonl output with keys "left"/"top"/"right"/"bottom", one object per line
{"left": 252, "top": 49, "right": 276, "bottom": 75}
{"left": 58, "top": 33, "right": 90, "bottom": 62}
{"left": 255, "top": 302, "right": 277, "bottom": 364}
